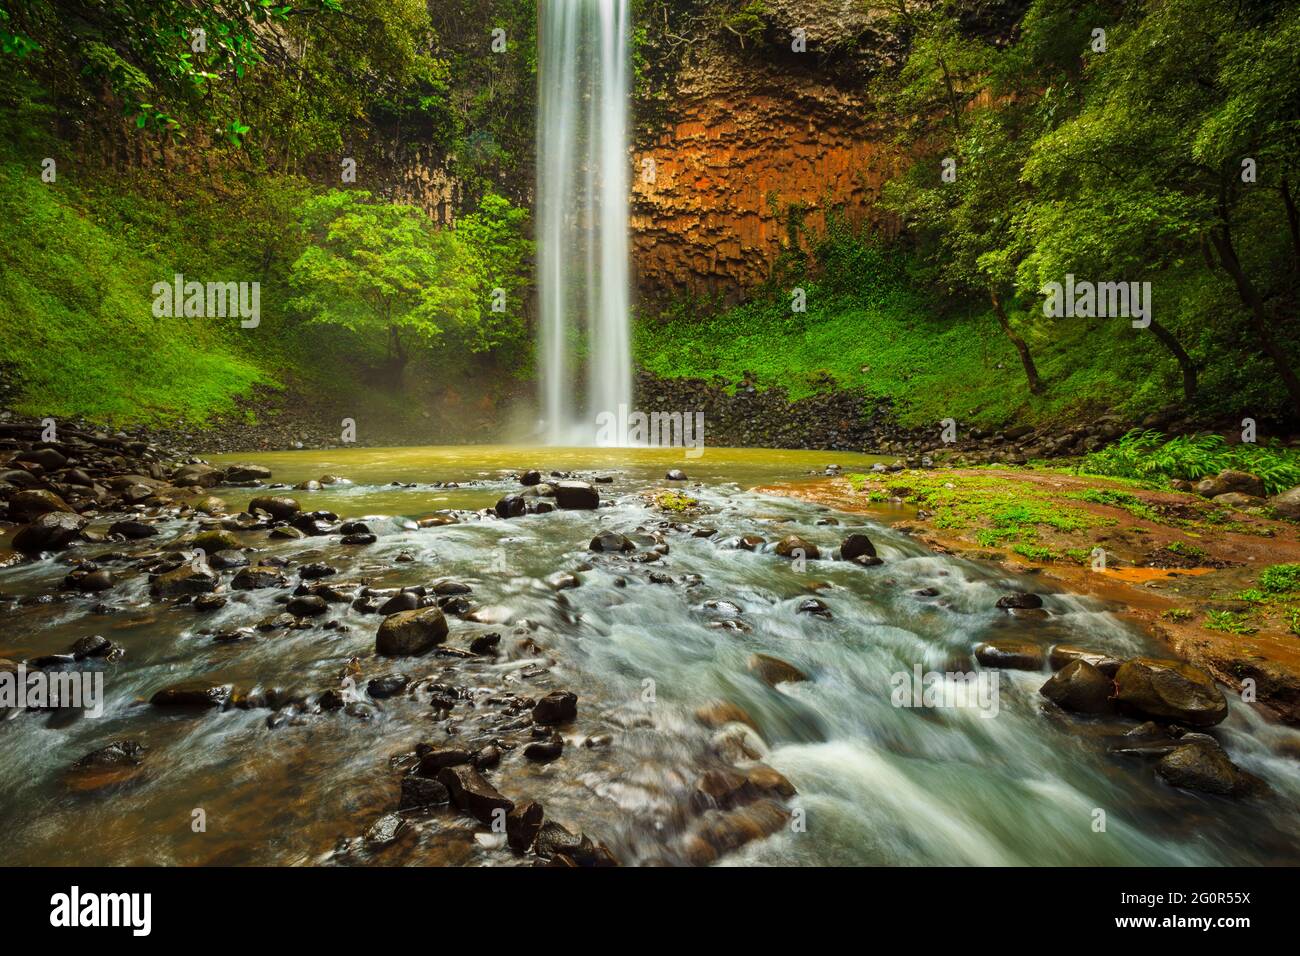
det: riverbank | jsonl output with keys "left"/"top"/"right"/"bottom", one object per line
{"left": 760, "top": 467, "right": 1300, "bottom": 726}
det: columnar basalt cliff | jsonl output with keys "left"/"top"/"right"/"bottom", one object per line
{"left": 630, "top": 6, "right": 904, "bottom": 301}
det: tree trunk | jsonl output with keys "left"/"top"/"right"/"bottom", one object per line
{"left": 1146, "top": 318, "right": 1197, "bottom": 401}
{"left": 387, "top": 325, "right": 409, "bottom": 386}
{"left": 1210, "top": 227, "right": 1300, "bottom": 418}
{"left": 990, "top": 288, "right": 1042, "bottom": 394}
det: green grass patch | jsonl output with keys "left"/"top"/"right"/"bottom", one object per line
{"left": 0, "top": 159, "right": 271, "bottom": 423}
{"left": 1203, "top": 610, "right": 1258, "bottom": 635}
{"left": 1069, "top": 487, "right": 1162, "bottom": 522}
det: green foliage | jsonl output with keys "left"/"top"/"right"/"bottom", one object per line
{"left": 1259, "top": 564, "right": 1300, "bottom": 595}
{"left": 0, "top": 0, "right": 446, "bottom": 164}
{"left": 288, "top": 191, "right": 482, "bottom": 369}
{"left": 456, "top": 193, "right": 534, "bottom": 356}
{"left": 1079, "top": 430, "right": 1300, "bottom": 495}
{"left": 1204, "top": 610, "right": 1257, "bottom": 636}
{"left": 1070, "top": 487, "right": 1161, "bottom": 522}
{"left": 636, "top": 226, "right": 1191, "bottom": 428}
{"left": 0, "top": 155, "right": 267, "bottom": 422}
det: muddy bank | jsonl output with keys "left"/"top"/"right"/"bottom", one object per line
{"left": 761, "top": 468, "right": 1300, "bottom": 725}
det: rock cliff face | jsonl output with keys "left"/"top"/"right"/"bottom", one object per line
{"left": 631, "top": 7, "right": 903, "bottom": 302}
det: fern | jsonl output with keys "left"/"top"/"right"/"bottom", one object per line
{"left": 1079, "top": 429, "right": 1300, "bottom": 495}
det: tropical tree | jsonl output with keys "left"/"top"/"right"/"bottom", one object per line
{"left": 288, "top": 190, "right": 481, "bottom": 383}
{"left": 1016, "top": 0, "right": 1300, "bottom": 412}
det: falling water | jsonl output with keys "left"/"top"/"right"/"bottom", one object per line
{"left": 537, "top": 0, "right": 633, "bottom": 445}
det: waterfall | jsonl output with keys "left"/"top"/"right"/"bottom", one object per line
{"left": 537, "top": 0, "right": 632, "bottom": 445}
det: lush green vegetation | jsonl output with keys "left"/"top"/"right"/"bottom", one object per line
{"left": 0, "top": 0, "right": 536, "bottom": 424}
{"left": 642, "top": 0, "right": 1300, "bottom": 433}
{"left": 0, "top": 152, "right": 271, "bottom": 421}
{"left": 1078, "top": 430, "right": 1300, "bottom": 495}
{"left": 1259, "top": 563, "right": 1300, "bottom": 595}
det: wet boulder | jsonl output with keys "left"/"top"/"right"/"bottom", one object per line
{"left": 775, "top": 535, "right": 820, "bottom": 560}
{"left": 376, "top": 606, "right": 448, "bottom": 656}
{"left": 1113, "top": 657, "right": 1228, "bottom": 727}
{"left": 519, "top": 470, "right": 542, "bottom": 486}
{"left": 72, "top": 740, "right": 146, "bottom": 770}
{"left": 286, "top": 595, "right": 329, "bottom": 617}
{"left": 150, "top": 563, "right": 219, "bottom": 599}
{"left": 507, "top": 801, "right": 545, "bottom": 852}
{"left": 1039, "top": 660, "right": 1114, "bottom": 714}
{"left": 70, "top": 634, "right": 118, "bottom": 660}
{"left": 222, "top": 463, "right": 273, "bottom": 483}
{"left": 554, "top": 481, "right": 599, "bottom": 510}
{"left": 1194, "top": 469, "right": 1264, "bottom": 499}
{"left": 1049, "top": 644, "right": 1122, "bottom": 676}
{"left": 172, "top": 463, "right": 220, "bottom": 487}
{"left": 436, "top": 765, "right": 514, "bottom": 825}
{"left": 748, "top": 653, "right": 808, "bottom": 686}
{"left": 590, "top": 530, "right": 634, "bottom": 553}
{"left": 13, "top": 512, "right": 87, "bottom": 554}
{"left": 1156, "top": 738, "right": 1264, "bottom": 796}
{"left": 995, "top": 592, "right": 1043, "bottom": 610}
{"left": 16, "top": 447, "right": 67, "bottom": 471}
{"left": 230, "top": 565, "right": 286, "bottom": 590}
{"left": 64, "top": 568, "right": 115, "bottom": 592}
{"left": 108, "top": 519, "right": 158, "bottom": 539}
{"left": 545, "top": 571, "right": 581, "bottom": 590}
{"left": 417, "top": 747, "right": 472, "bottom": 775}
{"left": 248, "top": 495, "right": 301, "bottom": 520}
{"left": 796, "top": 597, "right": 832, "bottom": 619}
{"left": 533, "top": 690, "right": 578, "bottom": 725}
{"left": 9, "top": 489, "right": 75, "bottom": 522}
{"left": 399, "top": 776, "right": 449, "bottom": 809}
{"left": 192, "top": 529, "right": 241, "bottom": 554}
{"left": 975, "top": 639, "right": 1045, "bottom": 670}
{"left": 207, "top": 549, "right": 248, "bottom": 570}
{"left": 378, "top": 591, "right": 421, "bottom": 615}
{"left": 533, "top": 822, "right": 617, "bottom": 866}
{"left": 469, "top": 633, "right": 501, "bottom": 655}
{"left": 665, "top": 469, "right": 688, "bottom": 481}
{"left": 364, "top": 813, "right": 405, "bottom": 846}
{"left": 524, "top": 736, "right": 564, "bottom": 762}
{"left": 367, "top": 674, "right": 409, "bottom": 699}
{"left": 495, "top": 495, "right": 527, "bottom": 518}
{"left": 840, "top": 533, "right": 876, "bottom": 562}
{"left": 150, "top": 681, "right": 232, "bottom": 708}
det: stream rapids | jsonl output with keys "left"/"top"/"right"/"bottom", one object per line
{"left": 2, "top": 446, "right": 1298, "bottom": 866}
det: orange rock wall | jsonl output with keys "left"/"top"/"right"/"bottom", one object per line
{"left": 632, "top": 76, "right": 900, "bottom": 301}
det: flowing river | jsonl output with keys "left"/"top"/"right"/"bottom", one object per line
{"left": 2, "top": 446, "right": 1298, "bottom": 866}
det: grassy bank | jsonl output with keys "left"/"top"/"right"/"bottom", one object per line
{"left": 634, "top": 238, "right": 1288, "bottom": 432}
{"left": 0, "top": 156, "right": 277, "bottom": 423}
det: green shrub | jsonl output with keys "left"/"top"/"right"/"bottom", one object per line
{"left": 1079, "top": 430, "right": 1300, "bottom": 496}
{"left": 1259, "top": 564, "right": 1300, "bottom": 594}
